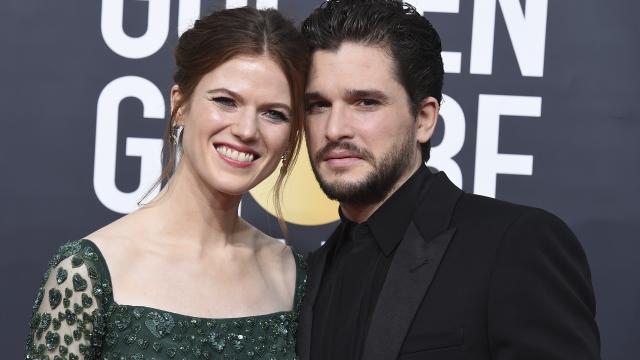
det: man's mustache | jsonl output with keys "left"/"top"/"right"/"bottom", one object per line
{"left": 314, "top": 142, "right": 375, "bottom": 164}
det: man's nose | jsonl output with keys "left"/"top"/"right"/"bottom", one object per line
{"left": 325, "top": 104, "right": 354, "bottom": 142}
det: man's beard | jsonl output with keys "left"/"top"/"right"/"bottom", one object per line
{"left": 310, "top": 130, "right": 416, "bottom": 206}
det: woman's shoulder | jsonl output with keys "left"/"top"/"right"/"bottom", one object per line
{"left": 81, "top": 211, "right": 151, "bottom": 270}
{"left": 249, "top": 229, "right": 307, "bottom": 312}
{"left": 46, "top": 238, "right": 106, "bottom": 271}
{"left": 248, "top": 225, "right": 303, "bottom": 270}
{"left": 43, "top": 238, "right": 114, "bottom": 295}
{"left": 246, "top": 223, "right": 304, "bottom": 273}
{"left": 82, "top": 211, "right": 140, "bottom": 249}
{"left": 46, "top": 239, "right": 87, "bottom": 268}
{"left": 26, "top": 239, "right": 112, "bottom": 359}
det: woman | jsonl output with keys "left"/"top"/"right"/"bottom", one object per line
{"left": 26, "top": 7, "right": 309, "bottom": 360}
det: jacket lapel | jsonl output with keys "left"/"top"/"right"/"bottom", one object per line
{"left": 361, "top": 224, "right": 456, "bottom": 359}
{"left": 362, "top": 172, "right": 463, "bottom": 360}
{"left": 296, "top": 223, "right": 345, "bottom": 360}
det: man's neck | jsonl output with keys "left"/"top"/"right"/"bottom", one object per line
{"left": 340, "top": 160, "right": 423, "bottom": 224}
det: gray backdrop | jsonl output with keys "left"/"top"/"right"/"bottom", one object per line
{"left": 2, "top": 0, "right": 638, "bottom": 358}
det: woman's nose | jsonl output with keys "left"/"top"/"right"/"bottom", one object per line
{"left": 231, "top": 109, "right": 259, "bottom": 142}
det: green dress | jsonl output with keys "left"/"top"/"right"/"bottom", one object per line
{"left": 25, "top": 239, "right": 307, "bottom": 360}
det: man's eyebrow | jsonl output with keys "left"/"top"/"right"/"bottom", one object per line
{"left": 305, "top": 89, "right": 390, "bottom": 102}
{"left": 344, "top": 89, "right": 389, "bottom": 102}
{"left": 305, "top": 91, "right": 325, "bottom": 102}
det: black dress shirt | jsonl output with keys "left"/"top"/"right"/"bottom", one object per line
{"left": 310, "top": 166, "right": 430, "bottom": 360}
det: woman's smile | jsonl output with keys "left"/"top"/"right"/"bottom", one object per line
{"left": 214, "top": 143, "right": 260, "bottom": 168}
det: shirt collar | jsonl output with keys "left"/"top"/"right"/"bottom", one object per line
{"left": 338, "top": 164, "right": 431, "bottom": 256}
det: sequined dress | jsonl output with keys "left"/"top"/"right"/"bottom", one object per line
{"left": 25, "top": 239, "right": 307, "bottom": 360}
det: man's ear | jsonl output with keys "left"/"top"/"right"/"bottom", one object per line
{"left": 170, "top": 84, "right": 185, "bottom": 125}
{"left": 415, "top": 96, "right": 439, "bottom": 144}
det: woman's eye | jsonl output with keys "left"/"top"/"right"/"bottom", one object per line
{"left": 212, "top": 97, "right": 236, "bottom": 108}
{"left": 264, "top": 110, "right": 289, "bottom": 122}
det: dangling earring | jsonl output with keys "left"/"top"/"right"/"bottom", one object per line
{"left": 171, "top": 124, "right": 184, "bottom": 145}
{"left": 281, "top": 151, "right": 289, "bottom": 167}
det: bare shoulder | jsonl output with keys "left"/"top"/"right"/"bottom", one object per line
{"left": 85, "top": 214, "right": 124, "bottom": 242}
{"left": 83, "top": 212, "right": 147, "bottom": 259}
{"left": 255, "top": 231, "right": 292, "bottom": 262}
{"left": 256, "top": 230, "right": 297, "bottom": 304}
{"left": 243, "top": 222, "right": 296, "bottom": 281}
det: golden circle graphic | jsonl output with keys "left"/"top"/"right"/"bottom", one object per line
{"left": 249, "top": 138, "right": 340, "bottom": 225}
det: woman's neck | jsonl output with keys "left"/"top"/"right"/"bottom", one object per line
{"left": 140, "top": 161, "right": 248, "bottom": 252}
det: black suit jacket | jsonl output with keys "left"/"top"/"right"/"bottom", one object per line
{"left": 297, "top": 171, "right": 600, "bottom": 360}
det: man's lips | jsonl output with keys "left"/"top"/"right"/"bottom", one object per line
{"left": 322, "top": 151, "right": 362, "bottom": 161}
{"left": 315, "top": 142, "right": 373, "bottom": 167}
{"left": 322, "top": 151, "right": 364, "bottom": 167}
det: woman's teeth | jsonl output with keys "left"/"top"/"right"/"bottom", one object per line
{"left": 216, "top": 145, "right": 255, "bottom": 162}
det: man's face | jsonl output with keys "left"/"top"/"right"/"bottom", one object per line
{"left": 304, "top": 42, "right": 426, "bottom": 205}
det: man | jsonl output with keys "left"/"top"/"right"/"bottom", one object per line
{"left": 296, "top": 1, "right": 600, "bottom": 359}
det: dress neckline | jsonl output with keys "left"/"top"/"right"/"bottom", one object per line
{"left": 79, "top": 238, "right": 303, "bottom": 321}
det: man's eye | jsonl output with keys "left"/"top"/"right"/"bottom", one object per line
{"left": 356, "top": 99, "right": 380, "bottom": 107}
{"left": 306, "top": 101, "right": 330, "bottom": 113}
{"left": 212, "top": 97, "right": 236, "bottom": 108}
{"left": 264, "top": 110, "right": 289, "bottom": 122}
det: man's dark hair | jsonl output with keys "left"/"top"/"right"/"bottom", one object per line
{"left": 301, "top": 0, "right": 444, "bottom": 161}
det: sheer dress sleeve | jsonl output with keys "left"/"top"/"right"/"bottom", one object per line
{"left": 26, "top": 240, "right": 112, "bottom": 360}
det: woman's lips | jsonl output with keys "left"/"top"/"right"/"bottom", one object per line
{"left": 214, "top": 143, "right": 259, "bottom": 168}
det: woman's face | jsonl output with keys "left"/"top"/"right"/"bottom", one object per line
{"left": 173, "top": 55, "right": 292, "bottom": 196}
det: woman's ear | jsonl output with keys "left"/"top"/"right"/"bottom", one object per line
{"left": 170, "top": 85, "right": 184, "bottom": 125}
{"left": 415, "top": 96, "right": 440, "bottom": 144}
